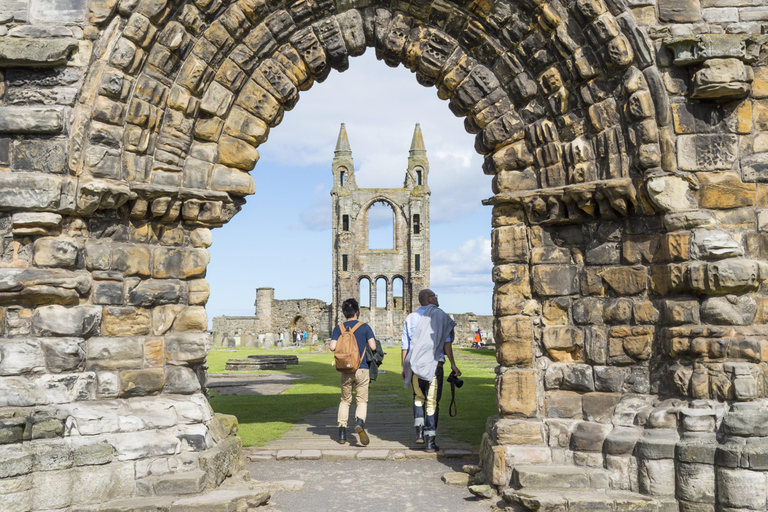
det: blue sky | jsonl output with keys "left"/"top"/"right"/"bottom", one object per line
{"left": 206, "top": 50, "right": 494, "bottom": 322}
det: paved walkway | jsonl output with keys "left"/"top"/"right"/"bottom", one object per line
{"left": 246, "top": 458, "right": 500, "bottom": 512}
{"left": 245, "top": 400, "right": 478, "bottom": 461}
{"left": 232, "top": 355, "right": 498, "bottom": 510}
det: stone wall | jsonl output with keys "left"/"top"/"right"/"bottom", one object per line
{"left": 213, "top": 288, "right": 494, "bottom": 347}
{"left": 1, "top": 0, "right": 767, "bottom": 508}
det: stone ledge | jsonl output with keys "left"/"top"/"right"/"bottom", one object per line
{"left": 0, "top": 37, "right": 78, "bottom": 67}
{"left": 483, "top": 178, "right": 637, "bottom": 225}
{"left": 664, "top": 34, "right": 768, "bottom": 66}
{"left": 246, "top": 448, "right": 478, "bottom": 461}
{"left": 0, "top": 107, "right": 65, "bottom": 134}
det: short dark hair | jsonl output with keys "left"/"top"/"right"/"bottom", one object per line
{"left": 342, "top": 298, "right": 360, "bottom": 319}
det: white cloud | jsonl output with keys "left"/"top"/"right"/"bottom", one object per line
{"left": 258, "top": 50, "right": 491, "bottom": 226}
{"left": 296, "top": 184, "right": 331, "bottom": 231}
{"left": 431, "top": 236, "right": 493, "bottom": 294}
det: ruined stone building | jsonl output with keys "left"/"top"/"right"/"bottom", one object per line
{"left": 3, "top": 0, "right": 768, "bottom": 509}
{"left": 212, "top": 125, "right": 493, "bottom": 346}
{"left": 330, "top": 122, "right": 431, "bottom": 340}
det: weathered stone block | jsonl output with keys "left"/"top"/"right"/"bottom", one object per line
{"left": 636, "top": 429, "right": 679, "bottom": 459}
{"left": 152, "top": 247, "right": 209, "bottom": 279}
{"left": 39, "top": 337, "right": 85, "bottom": 373}
{"left": 492, "top": 418, "right": 543, "bottom": 445}
{"left": 491, "top": 226, "right": 528, "bottom": 264}
{"left": 633, "top": 301, "right": 659, "bottom": 324}
{"left": 542, "top": 326, "right": 584, "bottom": 362}
{"left": 639, "top": 458, "right": 676, "bottom": 496}
{"left": 532, "top": 265, "right": 580, "bottom": 296}
{"left": 661, "top": 300, "right": 700, "bottom": 325}
{"left": 495, "top": 315, "right": 533, "bottom": 366}
{"left": 582, "top": 392, "right": 621, "bottom": 423}
{"left": 32, "top": 305, "right": 101, "bottom": 337}
{"left": 102, "top": 306, "right": 151, "bottom": 336}
{"left": 701, "top": 296, "right": 757, "bottom": 325}
{"left": 164, "top": 365, "right": 201, "bottom": 394}
{"left": 0, "top": 339, "right": 46, "bottom": 376}
{"left": 128, "top": 279, "right": 183, "bottom": 307}
{"left": 573, "top": 299, "right": 604, "bottom": 325}
{"left": 496, "top": 369, "right": 537, "bottom": 417}
{"left": 561, "top": 363, "right": 595, "bottom": 391}
{"left": 570, "top": 421, "right": 612, "bottom": 452}
{"left": 594, "top": 366, "right": 630, "bottom": 393}
{"left": 0, "top": 106, "right": 66, "bottom": 134}
{"left": 173, "top": 306, "right": 207, "bottom": 332}
{"left": 697, "top": 172, "right": 755, "bottom": 209}
{"left": 32, "top": 237, "right": 79, "bottom": 268}
{"left": 111, "top": 244, "right": 151, "bottom": 277}
{"left": 198, "top": 436, "right": 243, "bottom": 488}
{"left": 86, "top": 337, "right": 143, "bottom": 370}
{"left": 716, "top": 468, "right": 766, "bottom": 509}
{"left": 646, "top": 176, "right": 696, "bottom": 212}
{"left": 165, "top": 332, "right": 210, "bottom": 364}
{"left": 188, "top": 279, "right": 210, "bottom": 305}
{"left": 545, "top": 390, "right": 582, "bottom": 418}
{"left": 120, "top": 368, "right": 165, "bottom": 397}
{"left": 692, "top": 58, "right": 751, "bottom": 101}
{"left": 93, "top": 280, "right": 123, "bottom": 305}
{"left": 600, "top": 266, "right": 647, "bottom": 295}
{"left": 677, "top": 462, "right": 715, "bottom": 503}
{"left": 691, "top": 230, "right": 742, "bottom": 260}
{"left": 603, "top": 299, "right": 632, "bottom": 325}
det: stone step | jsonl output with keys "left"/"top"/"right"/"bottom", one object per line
{"left": 79, "top": 485, "right": 270, "bottom": 512}
{"left": 224, "top": 359, "right": 287, "bottom": 371}
{"left": 152, "top": 470, "right": 207, "bottom": 496}
{"left": 246, "top": 354, "right": 299, "bottom": 365}
{"left": 512, "top": 465, "right": 610, "bottom": 490}
{"left": 503, "top": 488, "right": 659, "bottom": 512}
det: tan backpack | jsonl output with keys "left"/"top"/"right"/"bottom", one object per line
{"left": 334, "top": 321, "right": 363, "bottom": 373}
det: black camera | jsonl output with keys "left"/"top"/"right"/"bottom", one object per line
{"left": 447, "top": 370, "right": 463, "bottom": 388}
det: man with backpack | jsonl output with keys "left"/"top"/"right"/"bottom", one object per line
{"left": 401, "top": 289, "right": 461, "bottom": 452}
{"left": 330, "top": 298, "right": 377, "bottom": 445}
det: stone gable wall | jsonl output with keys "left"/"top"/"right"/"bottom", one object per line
{"left": 0, "top": 0, "right": 767, "bottom": 509}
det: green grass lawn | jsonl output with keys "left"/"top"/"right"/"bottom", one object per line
{"left": 208, "top": 345, "right": 497, "bottom": 448}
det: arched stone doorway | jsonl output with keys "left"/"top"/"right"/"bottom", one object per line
{"left": 1, "top": 0, "right": 767, "bottom": 509}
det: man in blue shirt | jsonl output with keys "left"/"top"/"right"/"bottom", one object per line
{"left": 401, "top": 289, "right": 461, "bottom": 452}
{"left": 331, "top": 298, "right": 377, "bottom": 445}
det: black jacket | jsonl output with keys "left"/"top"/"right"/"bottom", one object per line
{"left": 365, "top": 339, "right": 386, "bottom": 381}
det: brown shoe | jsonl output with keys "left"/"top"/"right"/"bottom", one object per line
{"left": 355, "top": 419, "right": 370, "bottom": 446}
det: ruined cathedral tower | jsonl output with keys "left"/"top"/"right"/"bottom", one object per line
{"left": 331, "top": 123, "right": 430, "bottom": 339}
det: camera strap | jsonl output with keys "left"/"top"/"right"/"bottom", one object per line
{"left": 448, "top": 378, "right": 458, "bottom": 417}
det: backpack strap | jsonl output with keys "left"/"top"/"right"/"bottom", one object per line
{"left": 348, "top": 321, "right": 363, "bottom": 334}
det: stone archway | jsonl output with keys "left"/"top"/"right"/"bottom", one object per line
{"left": 1, "top": 0, "right": 768, "bottom": 509}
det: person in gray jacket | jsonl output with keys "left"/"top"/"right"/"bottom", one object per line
{"left": 401, "top": 289, "right": 461, "bottom": 452}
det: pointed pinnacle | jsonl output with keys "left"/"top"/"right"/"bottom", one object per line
{"left": 335, "top": 123, "right": 352, "bottom": 154}
{"left": 410, "top": 123, "right": 426, "bottom": 153}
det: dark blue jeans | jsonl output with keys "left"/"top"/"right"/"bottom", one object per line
{"left": 412, "top": 365, "right": 444, "bottom": 437}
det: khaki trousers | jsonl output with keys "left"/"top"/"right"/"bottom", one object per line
{"left": 337, "top": 368, "right": 370, "bottom": 427}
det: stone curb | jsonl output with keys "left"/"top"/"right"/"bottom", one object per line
{"left": 245, "top": 448, "right": 478, "bottom": 462}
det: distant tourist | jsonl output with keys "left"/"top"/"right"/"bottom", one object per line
{"left": 473, "top": 329, "right": 482, "bottom": 349}
{"left": 401, "top": 289, "right": 461, "bottom": 452}
{"left": 330, "top": 298, "right": 376, "bottom": 446}
{"left": 303, "top": 330, "right": 308, "bottom": 345}
{"left": 292, "top": 330, "right": 298, "bottom": 346}
{"left": 278, "top": 332, "right": 284, "bottom": 347}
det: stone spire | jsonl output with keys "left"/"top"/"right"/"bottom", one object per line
{"left": 409, "top": 123, "right": 426, "bottom": 154}
{"left": 335, "top": 123, "right": 352, "bottom": 155}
